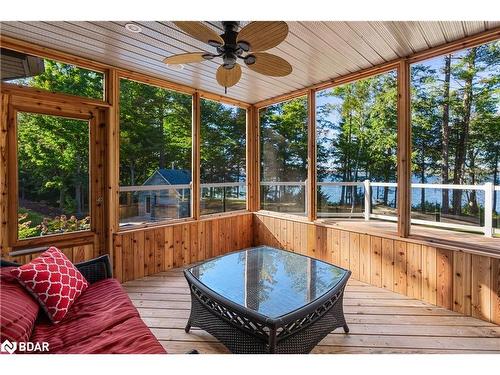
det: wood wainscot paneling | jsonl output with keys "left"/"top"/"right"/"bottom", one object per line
{"left": 253, "top": 213, "right": 500, "bottom": 325}
{"left": 113, "top": 213, "right": 253, "bottom": 283}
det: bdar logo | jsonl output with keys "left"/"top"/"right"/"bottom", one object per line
{"left": 1, "top": 339, "right": 17, "bottom": 354}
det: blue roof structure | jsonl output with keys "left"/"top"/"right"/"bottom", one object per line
{"left": 144, "top": 168, "right": 191, "bottom": 185}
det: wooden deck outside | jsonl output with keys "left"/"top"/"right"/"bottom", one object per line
{"left": 124, "top": 266, "right": 500, "bottom": 354}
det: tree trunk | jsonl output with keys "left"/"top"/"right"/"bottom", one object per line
{"left": 452, "top": 47, "right": 477, "bottom": 215}
{"left": 158, "top": 106, "right": 166, "bottom": 169}
{"left": 468, "top": 150, "right": 479, "bottom": 216}
{"left": 75, "top": 183, "right": 82, "bottom": 215}
{"left": 420, "top": 142, "right": 426, "bottom": 213}
{"left": 130, "top": 164, "right": 136, "bottom": 186}
{"left": 441, "top": 54, "right": 452, "bottom": 214}
{"left": 493, "top": 149, "right": 499, "bottom": 215}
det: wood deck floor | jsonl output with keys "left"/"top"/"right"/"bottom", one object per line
{"left": 124, "top": 267, "right": 500, "bottom": 354}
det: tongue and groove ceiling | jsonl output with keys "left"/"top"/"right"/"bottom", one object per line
{"left": 1, "top": 21, "right": 499, "bottom": 103}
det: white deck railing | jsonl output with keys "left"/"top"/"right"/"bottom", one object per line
{"left": 120, "top": 181, "right": 498, "bottom": 237}
{"left": 315, "top": 180, "right": 498, "bottom": 237}
{"left": 119, "top": 182, "right": 246, "bottom": 192}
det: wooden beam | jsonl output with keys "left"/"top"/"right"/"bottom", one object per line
{"left": 254, "top": 89, "right": 309, "bottom": 110}
{"left": 92, "top": 108, "right": 107, "bottom": 256}
{"left": 397, "top": 60, "right": 411, "bottom": 238}
{"left": 105, "top": 69, "right": 120, "bottom": 259}
{"left": 408, "top": 27, "right": 500, "bottom": 64}
{"left": 199, "top": 91, "right": 251, "bottom": 109}
{"left": 255, "top": 106, "right": 261, "bottom": 211}
{"left": 191, "top": 91, "right": 201, "bottom": 220}
{"left": 307, "top": 89, "right": 317, "bottom": 222}
{"left": 6, "top": 102, "right": 17, "bottom": 247}
{"left": 0, "top": 94, "right": 10, "bottom": 258}
{"left": 0, "top": 83, "right": 110, "bottom": 108}
{"left": 246, "top": 105, "right": 257, "bottom": 212}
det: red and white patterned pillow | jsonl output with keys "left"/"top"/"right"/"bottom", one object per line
{"left": 11, "top": 247, "right": 89, "bottom": 323}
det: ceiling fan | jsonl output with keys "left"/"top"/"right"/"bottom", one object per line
{"left": 163, "top": 21, "right": 293, "bottom": 93}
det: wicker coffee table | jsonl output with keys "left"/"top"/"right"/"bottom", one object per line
{"left": 184, "top": 246, "right": 351, "bottom": 354}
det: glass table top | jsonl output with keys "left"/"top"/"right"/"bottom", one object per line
{"left": 186, "top": 246, "right": 348, "bottom": 318}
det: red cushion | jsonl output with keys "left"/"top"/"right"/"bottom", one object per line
{"left": 51, "top": 316, "right": 166, "bottom": 354}
{"left": 11, "top": 247, "right": 89, "bottom": 323}
{"left": 0, "top": 267, "right": 40, "bottom": 343}
{"left": 31, "top": 278, "right": 166, "bottom": 354}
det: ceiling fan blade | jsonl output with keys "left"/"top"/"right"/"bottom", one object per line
{"left": 163, "top": 52, "right": 209, "bottom": 65}
{"left": 173, "top": 21, "right": 224, "bottom": 47}
{"left": 245, "top": 53, "right": 292, "bottom": 77}
{"left": 237, "top": 21, "right": 288, "bottom": 52}
{"left": 216, "top": 64, "right": 242, "bottom": 88}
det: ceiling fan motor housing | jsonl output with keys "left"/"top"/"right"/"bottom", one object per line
{"left": 220, "top": 21, "right": 245, "bottom": 69}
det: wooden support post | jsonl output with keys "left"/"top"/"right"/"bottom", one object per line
{"left": 0, "top": 94, "right": 10, "bottom": 258}
{"left": 105, "top": 69, "right": 120, "bottom": 260}
{"left": 254, "top": 106, "right": 261, "bottom": 212}
{"left": 397, "top": 60, "right": 411, "bottom": 238}
{"left": 191, "top": 91, "right": 201, "bottom": 220}
{"left": 307, "top": 89, "right": 317, "bottom": 222}
{"left": 246, "top": 105, "right": 258, "bottom": 212}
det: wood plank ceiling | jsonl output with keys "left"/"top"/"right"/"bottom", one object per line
{"left": 1, "top": 21, "right": 499, "bottom": 104}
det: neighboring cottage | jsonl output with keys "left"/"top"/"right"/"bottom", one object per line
{"left": 138, "top": 168, "right": 191, "bottom": 220}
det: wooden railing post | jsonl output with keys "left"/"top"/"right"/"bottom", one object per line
{"left": 484, "top": 182, "right": 494, "bottom": 237}
{"left": 397, "top": 59, "right": 411, "bottom": 238}
{"left": 191, "top": 91, "right": 201, "bottom": 220}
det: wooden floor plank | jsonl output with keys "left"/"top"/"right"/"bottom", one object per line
{"left": 125, "top": 265, "right": 500, "bottom": 354}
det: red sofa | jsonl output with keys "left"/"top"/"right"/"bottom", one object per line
{"left": 1, "top": 256, "right": 166, "bottom": 354}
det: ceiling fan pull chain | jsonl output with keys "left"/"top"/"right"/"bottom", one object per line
{"left": 225, "top": 86, "right": 227, "bottom": 94}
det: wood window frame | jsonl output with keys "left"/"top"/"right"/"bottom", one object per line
{"left": 6, "top": 91, "right": 107, "bottom": 251}
{"left": 115, "top": 75, "right": 251, "bottom": 230}
{"left": 198, "top": 96, "right": 249, "bottom": 218}
{"left": 256, "top": 94, "right": 310, "bottom": 218}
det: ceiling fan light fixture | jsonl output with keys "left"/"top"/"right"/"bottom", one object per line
{"left": 237, "top": 41, "right": 250, "bottom": 52}
{"left": 124, "top": 23, "right": 142, "bottom": 33}
{"left": 244, "top": 54, "right": 256, "bottom": 65}
{"left": 208, "top": 39, "right": 223, "bottom": 48}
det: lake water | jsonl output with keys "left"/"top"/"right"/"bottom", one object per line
{"left": 319, "top": 178, "right": 500, "bottom": 214}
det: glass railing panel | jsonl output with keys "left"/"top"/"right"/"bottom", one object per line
{"left": 201, "top": 183, "right": 246, "bottom": 215}
{"left": 119, "top": 185, "right": 191, "bottom": 227}
{"left": 260, "top": 182, "right": 306, "bottom": 214}
{"left": 317, "top": 182, "right": 364, "bottom": 218}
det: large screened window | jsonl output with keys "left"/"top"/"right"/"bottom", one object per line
{"left": 1, "top": 48, "right": 104, "bottom": 100}
{"left": 410, "top": 40, "right": 500, "bottom": 236}
{"left": 16, "top": 113, "right": 91, "bottom": 240}
{"left": 200, "top": 99, "right": 246, "bottom": 215}
{"left": 260, "top": 96, "right": 308, "bottom": 214}
{"left": 316, "top": 71, "right": 398, "bottom": 219}
{"left": 119, "top": 78, "right": 192, "bottom": 227}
